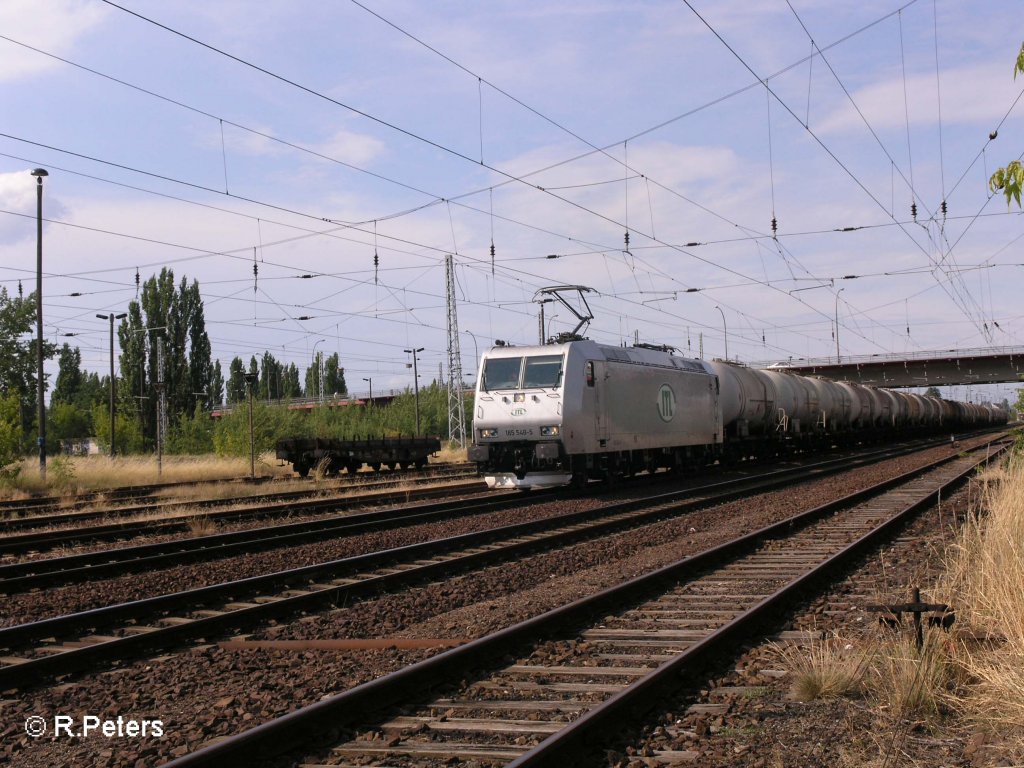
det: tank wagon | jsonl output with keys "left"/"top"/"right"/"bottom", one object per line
{"left": 467, "top": 339, "right": 1008, "bottom": 489}
{"left": 276, "top": 435, "right": 441, "bottom": 477}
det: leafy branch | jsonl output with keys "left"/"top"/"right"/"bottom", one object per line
{"left": 989, "top": 43, "right": 1024, "bottom": 208}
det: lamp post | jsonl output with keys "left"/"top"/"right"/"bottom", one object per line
{"left": 834, "top": 288, "right": 845, "bottom": 362}
{"left": 547, "top": 314, "right": 559, "bottom": 341}
{"left": 243, "top": 371, "right": 258, "bottom": 479}
{"left": 31, "top": 168, "right": 48, "bottom": 480}
{"left": 97, "top": 312, "right": 128, "bottom": 456}
{"left": 713, "top": 305, "right": 728, "bottom": 361}
{"left": 463, "top": 330, "right": 479, "bottom": 384}
{"left": 404, "top": 347, "right": 424, "bottom": 435}
{"left": 362, "top": 377, "right": 372, "bottom": 402}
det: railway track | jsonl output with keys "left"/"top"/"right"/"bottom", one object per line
{"left": 0, "top": 462, "right": 478, "bottom": 532}
{"left": 162, "top": 437, "right": 1008, "bottom": 768}
{"left": 0, "top": 475, "right": 485, "bottom": 555}
{"left": 0, "top": 434, "right": 1002, "bottom": 692}
{"left": 0, "top": 432, "right": 989, "bottom": 590}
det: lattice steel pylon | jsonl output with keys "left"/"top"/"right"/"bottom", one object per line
{"left": 445, "top": 254, "right": 466, "bottom": 448}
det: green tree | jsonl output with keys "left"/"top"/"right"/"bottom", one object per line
{"left": 226, "top": 357, "right": 246, "bottom": 403}
{"left": 990, "top": 44, "right": 1024, "bottom": 206}
{"left": 259, "top": 351, "right": 283, "bottom": 402}
{"left": 0, "top": 287, "right": 54, "bottom": 445}
{"left": 0, "top": 393, "right": 23, "bottom": 477}
{"left": 51, "top": 344, "right": 84, "bottom": 406}
{"left": 924, "top": 386, "right": 941, "bottom": 398}
{"left": 209, "top": 360, "right": 224, "bottom": 408}
{"left": 117, "top": 301, "right": 147, "bottom": 440}
{"left": 91, "top": 403, "right": 144, "bottom": 454}
{"left": 116, "top": 269, "right": 214, "bottom": 444}
{"left": 324, "top": 352, "right": 346, "bottom": 397}
{"left": 282, "top": 363, "right": 302, "bottom": 399}
{"left": 167, "top": 403, "right": 214, "bottom": 454}
{"left": 304, "top": 353, "right": 321, "bottom": 399}
{"left": 49, "top": 401, "right": 92, "bottom": 444}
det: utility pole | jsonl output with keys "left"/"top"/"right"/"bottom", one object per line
{"left": 31, "top": 168, "right": 48, "bottom": 480}
{"left": 244, "top": 371, "right": 257, "bottom": 479}
{"left": 445, "top": 254, "right": 466, "bottom": 448}
{"left": 156, "top": 337, "right": 166, "bottom": 477}
{"left": 97, "top": 312, "right": 127, "bottom": 456}
{"left": 404, "top": 347, "right": 424, "bottom": 436}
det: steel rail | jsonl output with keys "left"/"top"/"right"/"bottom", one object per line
{"left": 0, "top": 435, "right": 1001, "bottom": 691}
{"left": 0, "top": 462, "right": 478, "bottom": 518}
{"left": 0, "top": 434, "right": 978, "bottom": 577}
{"left": 0, "top": 464, "right": 477, "bottom": 532}
{"left": 161, "top": 439, "right": 1008, "bottom": 768}
{"left": 0, "top": 487, "right": 528, "bottom": 592}
{"left": 0, "top": 434, "right": 959, "bottom": 593}
{"left": 0, "top": 478, "right": 486, "bottom": 554}
{"left": 0, "top": 432, "right": 982, "bottom": 580}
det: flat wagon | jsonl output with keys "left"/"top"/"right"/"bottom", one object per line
{"left": 275, "top": 436, "right": 441, "bottom": 477}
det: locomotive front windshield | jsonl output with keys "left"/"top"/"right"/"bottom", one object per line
{"left": 482, "top": 354, "right": 564, "bottom": 391}
{"left": 482, "top": 357, "right": 522, "bottom": 390}
{"left": 523, "top": 355, "right": 563, "bottom": 388}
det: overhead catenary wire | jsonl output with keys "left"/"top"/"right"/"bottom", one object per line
{"left": 679, "top": 0, "right": 992, "bottom": 342}
{"left": 6, "top": 0, "right": 1015, "bottom": 372}
{"left": 0, "top": 9, "right": 942, "bottom": 354}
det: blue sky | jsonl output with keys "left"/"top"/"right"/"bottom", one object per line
{"left": 1, "top": 0, "right": 1021, "bottom": 403}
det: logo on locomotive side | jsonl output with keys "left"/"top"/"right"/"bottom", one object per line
{"left": 510, "top": 408, "right": 526, "bottom": 416}
{"left": 657, "top": 384, "right": 676, "bottom": 422}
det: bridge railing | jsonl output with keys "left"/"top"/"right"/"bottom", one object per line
{"left": 749, "top": 345, "right": 1024, "bottom": 370}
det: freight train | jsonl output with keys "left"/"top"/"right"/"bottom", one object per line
{"left": 467, "top": 339, "right": 1008, "bottom": 489}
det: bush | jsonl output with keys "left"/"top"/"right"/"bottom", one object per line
{"left": 0, "top": 394, "right": 23, "bottom": 479}
{"left": 211, "top": 384, "right": 471, "bottom": 458}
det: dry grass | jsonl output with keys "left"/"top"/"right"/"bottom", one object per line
{"left": 938, "top": 454, "right": 1024, "bottom": 751}
{"left": 185, "top": 516, "right": 218, "bottom": 537}
{"left": 869, "top": 629, "right": 954, "bottom": 722}
{"left": 0, "top": 452, "right": 289, "bottom": 498}
{"left": 773, "top": 631, "right": 872, "bottom": 701}
{"left": 312, "top": 456, "right": 332, "bottom": 482}
{"left": 432, "top": 443, "right": 468, "bottom": 464}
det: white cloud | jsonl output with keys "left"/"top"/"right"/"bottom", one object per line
{"left": 314, "top": 128, "right": 387, "bottom": 167}
{"left": 816, "top": 62, "right": 1021, "bottom": 134}
{"left": 0, "top": 170, "right": 67, "bottom": 244}
{"left": 0, "top": 0, "right": 109, "bottom": 82}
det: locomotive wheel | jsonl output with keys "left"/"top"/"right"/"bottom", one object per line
{"left": 294, "top": 463, "right": 310, "bottom": 478}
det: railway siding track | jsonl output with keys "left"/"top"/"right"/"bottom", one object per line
{"left": 161, "top": 439, "right": 1008, "bottom": 768}
{"left": 0, "top": 441, "right": 930, "bottom": 593}
{"left": 0, "top": 476, "right": 485, "bottom": 555}
{"left": 0, "top": 463, "right": 478, "bottom": 534}
{"left": 0, "top": 433, "right": 987, "bottom": 588}
{"left": 0, "top": 489, "right": 532, "bottom": 593}
{"left": 0, "top": 436, "right": 1001, "bottom": 694}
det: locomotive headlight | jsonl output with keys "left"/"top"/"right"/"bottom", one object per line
{"left": 539, "top": 425, "right": 560, "bottom": 436}
{"left": 479, "top": 428, "right": 499, "bottom": 438}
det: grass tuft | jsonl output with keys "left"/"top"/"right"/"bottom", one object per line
{"left": 185, "top": 516, "right": 218, "bottom": 537}
{"left": 938, "top": 453, "right": 1024, "bottom": 750}
{"left": 772, "top": 632, "right": 871, "bottom": 701}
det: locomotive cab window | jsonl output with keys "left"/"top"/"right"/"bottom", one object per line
{"left": 585, "top": 361, "right": 595, "bottom": 387}
{"left": 523, "top": 355, "right": 563, "bottom": 389}
{"left": 482, "top": 357, "right": 522, "bottom": 391}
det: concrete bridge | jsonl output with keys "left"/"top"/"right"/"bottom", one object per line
{"left": 753, "top": 346, "right": 1024, "bottom": 388}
